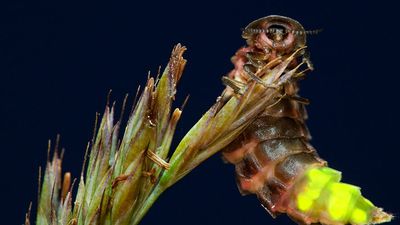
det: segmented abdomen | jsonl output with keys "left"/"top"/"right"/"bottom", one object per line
{"left": 222, "top": 15, "right": 391, "bottom": 225}
{"left": 222, "top": 74, "right": 391, "bottom": 225}
{"left": 223, "top": 82, "right": 326, "bottom": 217}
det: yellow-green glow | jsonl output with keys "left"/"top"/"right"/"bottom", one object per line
{"left": 297, "top": 192, "right": 313, "bottom": 211}
{"left": 310, "top": 167, "right": 341, "bottom": 182}
{"left": 296, "top": 167, "right": 341, "bottom": 213}
{"left": 320, "top": 167, "right": 342, "bottom": 180}
{"left": 363, "top": 198, "right": 374, "bottom": 207}
{"left": 294, "top": 167, "right": 383, "bottom": 224}
{"left": 306, "top": 167, "right": 337, "bottom": 200}
{"left": 306, "top": 187, "right": 320, "bottom": 200}
{"left": 351, "top": 208, "right": 368, "bottom": 224}
{"left": 327, "top": 183, "right": 355, "bottom": 220}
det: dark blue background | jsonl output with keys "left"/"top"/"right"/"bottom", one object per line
{"left": 1, "top": 0, "right": 398, "bottom": 224}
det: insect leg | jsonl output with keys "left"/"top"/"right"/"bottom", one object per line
{"left": 221, "top": 76, "right": 246, "bottom": 95}
{"left": 302, "top": 50, "right": 314, "bottom": 71}
{"left": 243, "top": 64, "right": 269, "bottom": 86}
{"left": 246, "top": 51, "right": 269, "bottom": 68}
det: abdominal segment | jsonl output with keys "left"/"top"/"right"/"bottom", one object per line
{"left": 222, "top": 86, "right": 392, "bottom": 225}
{"left": 222, "top": 90, "right": 326, "bottom": 217}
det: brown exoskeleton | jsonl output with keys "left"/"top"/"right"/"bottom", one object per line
{"left": 223, "top": 15, "right": 316, "bottom": 91}
{"left": 220, "top": 16, "right": 391, "bottom": 225}
{"left": 222, "top": 15, "right": 324, "bottom": 218}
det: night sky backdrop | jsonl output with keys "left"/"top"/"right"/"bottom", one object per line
{"left": 1, "top": 0, "right": 399, "bottom": 224}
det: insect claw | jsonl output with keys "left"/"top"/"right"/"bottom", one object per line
{"left": 302, "top": 50, "right": 314, "bottom": 70}
{"left": 243, "top": 64, "right": 268, "bottom": 86}
{"left": 222, "top": 76, "right": 245, "bottom": 95}
{"left": 294, "top": 68, "right": 312, "bottom": 79}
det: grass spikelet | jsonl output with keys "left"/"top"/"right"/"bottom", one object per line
{"left": 28, "top": 43, "right": 302, "bottom": 225}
